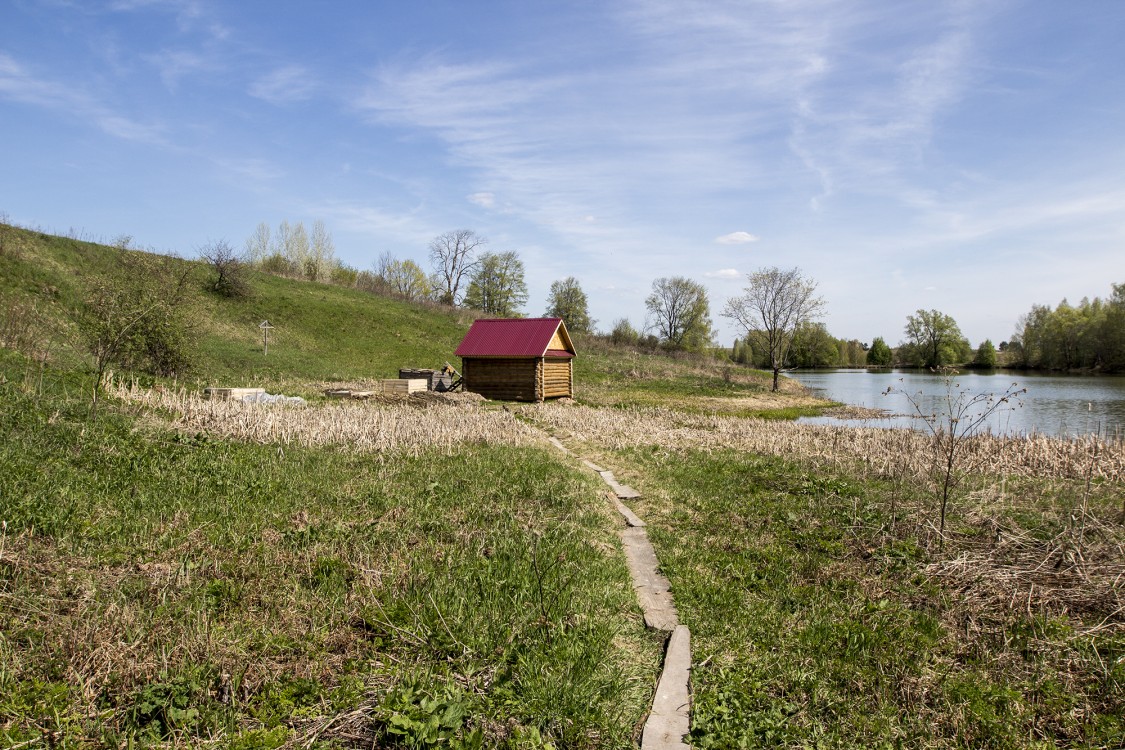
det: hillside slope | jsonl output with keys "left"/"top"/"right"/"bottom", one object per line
{"left": 0, "top": 224, "right": 473, "bottom": 391}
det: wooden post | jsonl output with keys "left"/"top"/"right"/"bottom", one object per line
{"left": 259, "top": 320, "right": 274, "bottom": 356}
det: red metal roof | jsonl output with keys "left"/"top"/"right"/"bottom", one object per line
{"left": 455, "top": 318, "right": 574, "bottom": 358}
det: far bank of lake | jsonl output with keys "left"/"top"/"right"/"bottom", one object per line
{"left": 790, "top": 368, "right": 1125, "bottom": 439}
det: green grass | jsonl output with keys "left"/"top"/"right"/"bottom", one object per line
{"left": 0, "top": 349, "right": 660, "bottom": 747}
{"left": 615, "top": 447, "right": 1124, "bottom": 749}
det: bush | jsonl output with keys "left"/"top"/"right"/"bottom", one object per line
{"left": 200, "top": 240, "right": 251, "bottom": 299}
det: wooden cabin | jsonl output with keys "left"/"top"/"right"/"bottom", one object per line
{"left": 455, "top": 318, "right": 575, "bottom": 401}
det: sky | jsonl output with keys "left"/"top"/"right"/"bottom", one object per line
{"left": 2, "top": 0, "right": 1123, "bottom": 347}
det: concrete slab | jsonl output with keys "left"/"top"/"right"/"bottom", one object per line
{"left": 642, "top": 625, "right": 692, "bottom": 750}
{"left": 599, "top": 470, "right": 642, "bottom": 499}
{"left": 621, "top": 527, "right": 679, "bottom": 632}
{"left": 582, "top": 459, "right": 607, "bottom": 473}
{"left": 547, "top": 437, "right": 570, "bottom": 454}
{"left": 613, "top": 498, "right": 647, "bottom": 528}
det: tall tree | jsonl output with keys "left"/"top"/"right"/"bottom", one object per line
{"left": 463, "top": 251, "right": 528, "bottom": 317}
{"left": 429, "top": 229, "right": 484, "bottom": 306}
{"left": 903, "top": 309, "right": 968, "bottom": 368}
{"left": 381, "top": 256, "right": 432, "bottom": 301}
{"left": 286, "top": 222, "right": 310, "bottom": 277}
{"left": 307, "top": 220, "right": 336, "bottom": 282}
{"left": 867, "top": 336, "right": 894, "bottom": 366}
{"left": 722, "top": 266, "right": 825, "bottom": 391}
{"left": 973, "top": 338, "right": 998, "bottom": 368}
{"left": 644, "top": 276, "right": 714, "bottom": 352}
{"left": 790, "top": 321, "right": 838, "bottom": 368}
{"left": 244, "top": 222, "right": 271, "bottom": 266}
{"left": 545, "top": 277, "right": 593, "bottom": 334}
{"left": 610, "top": 318, "right": 639, "bottom": 346}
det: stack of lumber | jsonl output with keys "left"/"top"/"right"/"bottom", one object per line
{"left": 377, "top": 378, "right": 428, "bottom": 395}
{"left": 398, "top": 368, "right": 453, "bottom": 391}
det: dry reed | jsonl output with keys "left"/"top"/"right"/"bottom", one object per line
{"left": 107, "top": 379, "right": 547, "bottom": 455}
{"left": 521, "top": 402, "right": 1125, "bottom": 483}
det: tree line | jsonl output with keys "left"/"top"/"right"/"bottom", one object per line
{"left": 239, "top": 221, "right": 1125, "bottom": 375}
{"left": 1008, "top": 287, "right": 1125, "bottom": 372}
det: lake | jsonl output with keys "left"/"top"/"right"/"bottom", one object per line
{"left": 789, "top": 369, "right": 1125, "bottom": 439}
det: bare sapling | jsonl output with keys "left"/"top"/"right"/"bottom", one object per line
{"left": 884, "top": 368, "right": 1026, "bottom": 548}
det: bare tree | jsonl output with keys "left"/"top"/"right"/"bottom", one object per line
{"left": 429, "top": 229, "right": 484, "bottom": 306}
{"left": 245, "top": 222, "right": 271, "bottom": 266}
{"left": 723, "top": 266, "right": 825, "bottom": 392}
{"left": 644, "top": 276, "right": 713, "bottom": 351}
{"left": 307, "top": 220, "right": 336, "bottom": 282}
{"left": 201, "top": 239, "right": 251, "bottom": 299}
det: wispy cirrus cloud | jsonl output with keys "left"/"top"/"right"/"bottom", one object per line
{"left": 249, "top": 65, "right": 318, "bottom": 104}
{"left": 0, "top": 53, "right": 165, "bottom": 143}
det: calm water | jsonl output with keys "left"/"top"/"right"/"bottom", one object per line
{"left": 789, "top": 369, "right": 1125, "bottom": 439}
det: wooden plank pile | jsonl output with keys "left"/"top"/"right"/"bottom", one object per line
{"left": 324, "top": 379, "right": 427, "bottom": 399}
{"left": 398, "top": 368, "right": 453, "bottom": 391}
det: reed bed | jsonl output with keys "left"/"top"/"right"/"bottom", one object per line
{"left": 521, "top": 402, "right": 1125, "bottom": 483}
{"left": 108, "top": 380, "right": 547, "bottom": 455}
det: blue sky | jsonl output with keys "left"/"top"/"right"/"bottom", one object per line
{"left": 2, "top": 0, "right": 1123, "bottom": 347}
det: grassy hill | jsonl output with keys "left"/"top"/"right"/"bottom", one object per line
{"left": 0, "top": 224, "right": 476, "bottom": 391}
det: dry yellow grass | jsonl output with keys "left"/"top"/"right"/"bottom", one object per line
{"left": 520, "top": 402, "right": 1125, "bottom": 483}
{"left": 108, "top": 379, "right": 547, "bottom": 455}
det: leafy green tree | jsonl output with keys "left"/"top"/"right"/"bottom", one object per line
{"left": 463, "top": 251, "right": 528, "bottom": 317}
{"left": 376, "top": 252, "right": 432, "bottom": 301}
{"left": 867, "top": 336, "right": 893, "bottom": 366}
{"left": 644, "top": 276, "right": 714, "bottom": 351}
{"left": 1012, "top": 289, "right": 1121, "bottom": 371}
{"left": 902, "top": 309, "right": 968, "bottom": 368}
{"left": 1104, "top": 283, "right": 1125, "bottom": 371}
{"left": 836, "top": 338, "right": 866, "bottom": 367}
{"left": 722, "top": 266, "right": 825, "bottom": 391}
{"left": 790, "top": 322, "right": 838, "bottom": 368}
{"left": 545, "top": 277, "right": 594, "bottom": 333}
{"left": 973, "top": 339, "right": 998, "bottom": 368}
{"left": 610, "top": 318, "right": 639, "bottom": 346}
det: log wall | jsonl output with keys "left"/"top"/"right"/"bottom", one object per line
{"left": 462, "top": 357, "right": 573, "bottom": 401}
{"left": 463, "top": 358, "right": 541, "bottom": 401}
{"left": 542, "top": 358, "right": 573, "bottom": 399}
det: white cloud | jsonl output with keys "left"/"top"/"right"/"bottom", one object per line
{"left": 250, "top": 65, "right": 317, "bottom": 104}
{"left": 467, "top": 192, "right": 495, "bottom": 208}
{"left": 145, "top": 49, "right": 217, "bottom": 90}
{"left": 715, "top": 231, "right": 759, "bottom": 245}
{"left": 705, "top": 268, "right": 742, "bottom": 279}
{"left": 0, "top": 53, "right": 164, "bottom": 143}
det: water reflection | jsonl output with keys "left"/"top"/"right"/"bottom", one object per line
{"left": 789, "top": 369, "right": 1125, "bottom": 439}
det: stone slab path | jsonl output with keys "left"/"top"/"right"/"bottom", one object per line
{"left": 546, "top": 435, "right": 692, "bottom": 749}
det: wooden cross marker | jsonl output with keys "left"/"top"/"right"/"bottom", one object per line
{"left": 259, "top": 320, "right": 274, "bottom": 356}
